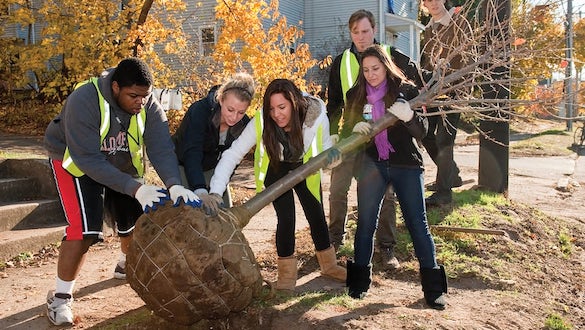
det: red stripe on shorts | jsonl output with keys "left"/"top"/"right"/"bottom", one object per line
{"left": 51, "top": 159, "right": 84, "bottom": 240}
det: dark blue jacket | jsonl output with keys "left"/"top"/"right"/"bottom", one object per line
{"left": 172, "top": 86, "right": 250, "bottom": 190}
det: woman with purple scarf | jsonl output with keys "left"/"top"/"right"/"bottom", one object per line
{"left": 342, "top": 45, "right": 447, "bottom": 309}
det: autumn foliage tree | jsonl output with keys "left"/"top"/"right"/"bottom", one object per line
{"left": 1, "top": 0, "right": 186, "bottom": 103}
{"left": 510, "top": 1, "right": 564, "bottom": 114}
{"left": 213, "top": 0, "right": 319, "bottom": 113}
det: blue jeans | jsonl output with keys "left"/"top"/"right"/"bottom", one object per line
{"left": 355, "top": 156, "right": 438, "bottom": 269}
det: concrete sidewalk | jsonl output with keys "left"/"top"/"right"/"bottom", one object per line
{"left": 0, "top": 132, "right": 46, "bottom": 157}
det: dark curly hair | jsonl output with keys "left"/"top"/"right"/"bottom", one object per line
{"left": 111, "top": 57, "right": 154, "bottom": 88}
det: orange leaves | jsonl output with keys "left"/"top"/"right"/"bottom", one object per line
{"left": 512, "top": 38, "right": 526, "bottom": 46}
{"left": 2, "top": 0, "right": 188, "bottom": 102}
{"left": 214, "top": 0, "right": 320, "bottom": 108}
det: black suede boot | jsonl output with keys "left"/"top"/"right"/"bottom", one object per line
{"left": 420, "top": 265, "right": 448, "bottom": 310}
{"left": 347, "top": 260, "right": 372, "bottom": 299}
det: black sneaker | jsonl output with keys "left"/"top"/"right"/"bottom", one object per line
{"left": 114, "top": 264, "right": 126, "bottom": 280}
{"left": 452, "top": 176, "right": 463, "bottom": 188}
{"left": 378, "top": 247, "right": 400, "bottom": 270}
{"left": 425, "top": 193, "right": 453, "bottom": 207}
{"left": 426, "top": 176, "right": 463, "bottom": 191}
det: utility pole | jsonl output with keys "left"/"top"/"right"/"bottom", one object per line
{"left": 565, "top": 0, "right": 574, "bottom": 132}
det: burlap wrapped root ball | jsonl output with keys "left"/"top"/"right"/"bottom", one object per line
{"left": 126, "top": 203, "right": 263, "bottom": 325}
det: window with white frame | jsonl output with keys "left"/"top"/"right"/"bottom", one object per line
{"left": 200, "top": 26, "right": 216, "bottom": 57}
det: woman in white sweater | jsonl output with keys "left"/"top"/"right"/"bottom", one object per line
{"left": 205, "top": 79, "right": 345, "bottom": 291}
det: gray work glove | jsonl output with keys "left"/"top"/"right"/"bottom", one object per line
{"left": 326, "top": 147, "right": 342, "bottom": 169}
{"left": 387, "top": 98, "right": 414, "bottom": 122}
{"left": 200, "top": 193, "right": 224, "bottom": 216}
{"left": 352, "top": 121, "right": 372, "bottom": 135}
{"left": 330, "top": 134, "right": 339, "bottom": 145}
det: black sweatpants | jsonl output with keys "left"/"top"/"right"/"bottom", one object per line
{"left": 264, "top": 161, "right": 331, "bottom": 257}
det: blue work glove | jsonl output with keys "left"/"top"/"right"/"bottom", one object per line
{"left": 326, "top": 147, "right": 342, "bottom": 169}
{"left": 135, "top": 184, "right": 169, "bottom": 213}
{"left": 169, "top": 185, "right": 202, "bottom": 208}
{"left": 200, "top": 193, "right": 224, "bottom": 216}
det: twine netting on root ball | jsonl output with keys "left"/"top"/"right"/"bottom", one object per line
{"left": 126, "top": 204, "right": 263, "bottom": 325}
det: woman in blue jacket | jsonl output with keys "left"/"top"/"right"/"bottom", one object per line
{"left": 173, "top": 72, "right": 255, "bottom": 206}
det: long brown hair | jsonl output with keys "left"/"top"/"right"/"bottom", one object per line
{"left": 345, "top": 45, "right": 413, "bottom": 123}
{"left": 261, "top": 79, "right": 307, "bottom": 167}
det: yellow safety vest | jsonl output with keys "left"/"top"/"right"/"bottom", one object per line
{"left": 253, "top": 112, "right": 323, "bottom": 201}
{"left": 62, "top": 77, "right": 146, "bottom": 177}
{"left": 340, "top": 44, "right": 392, "bottom": 103}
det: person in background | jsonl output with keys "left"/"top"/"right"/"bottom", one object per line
{"left": 204, "top": 79, "right": 346, "bottom": 291}
{"left": 326, "top": 9, "right": 422, "bottom": 269}
{"left": 173, "top": 72, "right": 255, "bottom": 209}
{"left": 343, "top": 45, "right": 447, "bottom": 309}
{"left": 43, "top": 58, "right": 200, "bottom": 326}
{"left": 420, "top": 0, "right": 473, "bottom": 206}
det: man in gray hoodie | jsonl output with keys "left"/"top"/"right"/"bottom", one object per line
{"left": 43, "top": 58, "right": 199, "bottom": 326}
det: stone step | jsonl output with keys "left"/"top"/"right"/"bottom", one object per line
{"left": 0, "top": 177, "right": 40, "bottom": 202}
{"left": 0, "top": 199, "right": 66, "bottom": 232}
{"left": 0, "top": 159, "right": 58, "bottom": 199}
{"left": 0, "top": 226, "right": 65, "bottom": 261}
{"left": 0, "top": 158, "right": 69, "bottom": 261}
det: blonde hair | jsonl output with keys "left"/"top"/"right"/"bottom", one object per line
{"left": 216, "top": 72, "right": 256, "bottom": 104}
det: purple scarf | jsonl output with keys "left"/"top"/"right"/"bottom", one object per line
{"left": 366, "top": 79, "right": 395, "bottom": 160}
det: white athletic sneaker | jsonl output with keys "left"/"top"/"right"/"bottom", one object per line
{"left": 46, "top": 290, "right": 74, "bottom": 326}
{"left": 113, "top": 263, "right": 126, "bottom": 280}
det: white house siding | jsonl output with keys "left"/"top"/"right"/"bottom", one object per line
{"left": 385, "top": 0, "right": 423, "bottom": 62}
{"left": 1, "top": 0, "right": 44, "bottom": 45}
{"left": 278, "top": 0, "right": 303, "bottom": 29}
{"left": 303, "top": 0, "right": 392, "bottom": 87}
{"left": 154, "top": 0, "right": 218, "bottom": 77}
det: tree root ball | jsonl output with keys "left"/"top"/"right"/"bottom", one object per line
{"left": 126, "top": 204, "right": 263, "bottom": 325}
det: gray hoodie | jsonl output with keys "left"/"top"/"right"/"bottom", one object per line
{"left": 44, "top": 69, "right": 181, "bottom": 196}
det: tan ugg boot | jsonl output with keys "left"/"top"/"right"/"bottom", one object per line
{"left": 316, "top": 245, "right": 346, "bottom": 282}
{"left": 276, "top": 256, "right": 297, "bottom": 290}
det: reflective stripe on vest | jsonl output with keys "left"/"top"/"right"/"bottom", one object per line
{"left": 62, "top": 77, "right": 146, "bottom": 177}
{"left": 253, "top": 112, "right": 323, "bottom": 201}
{"left": 340, "top": 44, "right": 392, "bottom": 103}
{"left": 303, "top": 125, "right": 322, "bottom": 202}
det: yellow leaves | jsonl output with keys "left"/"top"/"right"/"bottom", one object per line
{"left": 319, "top": 55, "right": 333, "bottom": 69}
{"left": 212, "top": 0, "right": 321, "bottom": 111}
{"left": 10, "top": 7, "right": 35, "bottom": 25}
{"left": 1, "top": 0, "right": 190, "bottom": 102}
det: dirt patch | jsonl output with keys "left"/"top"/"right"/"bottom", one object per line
{"left": 1, "top": 119, "right": 584, "bottom": 329}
